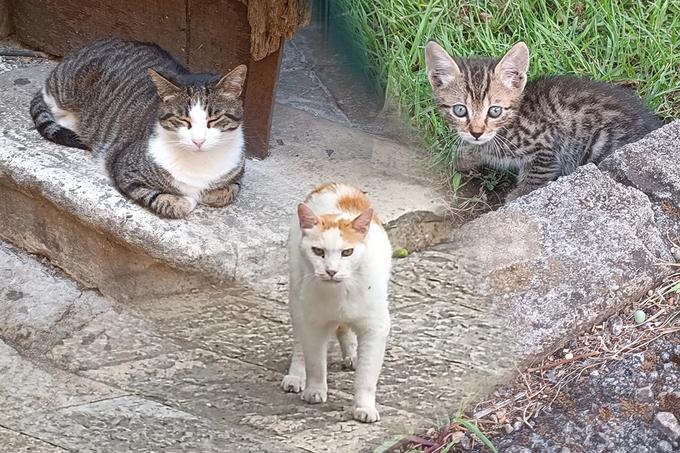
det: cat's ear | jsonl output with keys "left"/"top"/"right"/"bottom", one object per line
{"left": 424, "top": 41, "right": 460, "bottom": 89}
{"left": 495, "top": 42, "right": 529, "bottom": 91}
{"left": 297, "top": 203, "right": 318, "bottom": 230}
{"left": 351, "top": 208, "right": 373, "bottom": 235}
{"left": 147, "top": 69, "right": 181, "bottom": 101}
{"left": 216, "top": 64, "right": 248, "bottom": 97}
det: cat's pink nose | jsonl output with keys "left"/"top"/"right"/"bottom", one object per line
{"left": 192, "top": 138, "right": 206, "bottom": 148}
{"left": 326, "top": 269, "right": 337, "bottom": 278}
{"left": 470, "top": 130, "right": 483, "bottom": 139}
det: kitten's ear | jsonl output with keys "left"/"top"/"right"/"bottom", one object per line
{"left": 216, "top": 64, "right": 248, "bottom": 97}
{"left": 148, "top": 69, "right": 181, "bottom": 101}
{"left": 297, "top": 203, "right": 318, "bottom": 230}
{"left": 351, "top": 208, "right": 373, "bottom": 235}
{"left": 495, "top": 42, "right": 529, "bottom": 90}
{"left": 424, "top": 41, "right": 460, "bottom": 89}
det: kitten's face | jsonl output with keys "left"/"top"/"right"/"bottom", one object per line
{"left": 297, "top": 204, "right": 373, "bottom": 283}
{"left": 148, "top": 65, "right": 247, "bottom": 152}
{"left": 425, "top": 42, "right": 529, "bottom": 145}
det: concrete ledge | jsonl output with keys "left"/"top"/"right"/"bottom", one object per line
{"left": 600, "top": 120, "right": 680, "bottom": 240}
{"left": 0, "top": 60, "right": 450, "bottom": 300}
{"left": 389, "top": 162, "right": 676, "bottom": 389}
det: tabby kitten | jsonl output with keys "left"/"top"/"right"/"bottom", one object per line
{"left": 30, "top": 38, "right": 247, "bottom": 218}
{"left": 424, "top": 41, "right": 663, "bottom": 200}
{"left": 282, "top": 183, "right": 392, "bottom": 423}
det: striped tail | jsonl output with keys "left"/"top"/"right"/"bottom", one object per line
{"left": 29, "top": 91, "right": 89, "bottom": 150}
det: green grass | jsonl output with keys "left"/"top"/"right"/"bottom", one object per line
{"left": 335, "top": 0, "right": 680, "bottom": 169}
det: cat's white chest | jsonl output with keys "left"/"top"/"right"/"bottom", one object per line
{"left": 148, "top": 126, "right": 244, "bottom": 198}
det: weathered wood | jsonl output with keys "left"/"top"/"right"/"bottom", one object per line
{"left": 188, "top": 0, "right": 281, "bottom": 159}
{"left": 242, "top": 0, "right": 311, "bottom": 61}
{"left": 0, "top": 0, "right": 11, "bottom": 38}
{"left": 9, "top": 0, "right": 188, "bottom": 62}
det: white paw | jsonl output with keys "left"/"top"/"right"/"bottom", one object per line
{"left": 184, "top": 196, "right": 198, "bottom": 211}
{"left": 343, "top": 355, "right": 357, "bottom": 370}
{"left": 281, "top": 375, "right": 305, "bottom": 393}
{"left": 301, "top": 386, "right": 327, "bottom": 404}
{"left": 353, "top": 406, "right": 380, "bottom": 423}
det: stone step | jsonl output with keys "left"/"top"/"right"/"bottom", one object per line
{"left": 0, "top": 57, "right": 451, "bottom": 301}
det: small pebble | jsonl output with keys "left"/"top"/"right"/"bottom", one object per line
{"left": 635, "top": 385, "right": 654, "bottom": 403}
{"left": 661, "top": 351, "right": 671, "bottom": 363}
{"left": 448, "top": 432, "right": 465, "bottom": 444}
{"left": 564, "top": 352, "right": 574, "bottom": 360}
{"left": 655, "top": 412, "right": 680, "bottom": 441}
{"left": 671, "top": 246, "right": 680, "bottom": 261}
{"left": 460, "top": 435, "right": 471, "bottom": 450}
{"left": 634, "top": 309, "right": 647, "bottom": 324}
{"left": 657, "top": 440, "right": 673, "bottom": 452}
{"left": 590, "top": 370, "right": 600, "bottom": 378}
{"left": 503, "top": 423, "right": 513, "bottom": 434}
{"left": 608, "top": 314, "right": 624, "bottom": 336}
{"left": 649, "top": 371, "right": 659, "bottom": 381}
{"left": 513, "top": 420, "right": 523, "bottom": 431}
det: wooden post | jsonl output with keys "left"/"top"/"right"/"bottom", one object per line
{"left": 9, "top": 0, "right": 290, "bottom": 159}
{"left": 0, "top": 0, "right": 11, "bottom": 37}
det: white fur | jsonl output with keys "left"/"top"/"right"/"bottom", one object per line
{"left": 148, "top": 102, "right": 244, "bottom": 201}
{"left": 43, "top": 89, "right": 80, "bottom": 133}
{"left": 282, "top": 184, "right": 392, "bottom": 423}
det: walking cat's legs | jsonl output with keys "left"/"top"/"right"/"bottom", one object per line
{"left": 301, "top": 323, "right": 329, "bottom": 404}
{"left": 352, "top": 316, "right": 390, "bottom": 423}
{"left": 336, "top": 324, "right": 358, "bottom": 370}
{"left": 281, "top": 337, "right": 306, "bottom": 393}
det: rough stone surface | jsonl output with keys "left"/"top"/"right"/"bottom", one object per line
{"left": 405, "top": 164, "right": 674, "bottom": 368}
{"left": 0, "top": 59, "right": 450, "bottom": 300}
{"left": 476, "top": 333, "right": 680, "bottom": 452}
{"left": 0, "top": 427, "right": 66, "bottom": 452}
{"left": 600, "top": 120, "right": 680, "bottom": 240}
{"left": 0, "top": 241, "right": 110, "bottom": 357}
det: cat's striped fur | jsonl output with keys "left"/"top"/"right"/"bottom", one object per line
{"left": 30, "top": 38, "right": 247, "bottom": 218}
{"left": 425, "top": 41, "right": 663, "bottom": 200}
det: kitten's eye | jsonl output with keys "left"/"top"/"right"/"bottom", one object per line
{"left": 182, "top": 118, "right": 192, "bottom": 129}
{"left": 341, "top": 248, "right": 354, "bottom": 257}
{"left": 311, "top": 247, "right": 325, "bottom": 257}
{"left": 452, "top": 104, "right": 468, "bottom": 118}
{"left": 488, "top": 106, "right": 503, "bottom": 118}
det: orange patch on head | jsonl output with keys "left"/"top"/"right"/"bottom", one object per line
{"left": 316, "top": 214, "right": 366, "bottom": 245}
{"left": 337, "top": 192, "right": 371, "bottom": 213}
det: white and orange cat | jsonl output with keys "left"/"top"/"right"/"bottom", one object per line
{"left": 281, "top": 183, "right": 392, "bottom": 423}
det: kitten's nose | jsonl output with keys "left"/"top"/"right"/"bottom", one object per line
{"left": 470, "top": 130, "right": 483, "bottom": 139}
{"left": 326, "top": 269, "right": 337, "bottom": 278}
{"left": 192, "top": 138, "right": 206, "bottom": 148}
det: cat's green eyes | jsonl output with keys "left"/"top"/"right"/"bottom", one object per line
{"left": 452, "top": 104, "right": 468, "bottom": 117}
{"left": 311, "top": 247, "right": 353, "bottom": 257}
{"left": 488, "top": 106, "right": 503, "bottom": 118}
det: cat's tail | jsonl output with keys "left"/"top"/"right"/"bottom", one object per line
{"left": 29, "top": 90, "right": 89, "bottom": 150}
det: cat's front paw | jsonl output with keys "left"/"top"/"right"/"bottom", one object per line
{"left": 353, "top": 406, "right": 380, "bottom": 423}
{"left": 201, "top": 184, "right": 240, "bottom": 208}
{"left": 281, "top": 374, "right": 305, "bottom": 393}
{"left": 150, "top": 194, "right": 197, "bottom": 218}
{"left": 301, "top": 386, "right": 327, "bottom": 404}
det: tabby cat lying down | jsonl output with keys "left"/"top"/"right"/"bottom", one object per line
{"left": 31, "top": 38, "right": 247, "bottom": 219}
{"left": 425, "top": 41, "right": 662, "bottom": 201}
